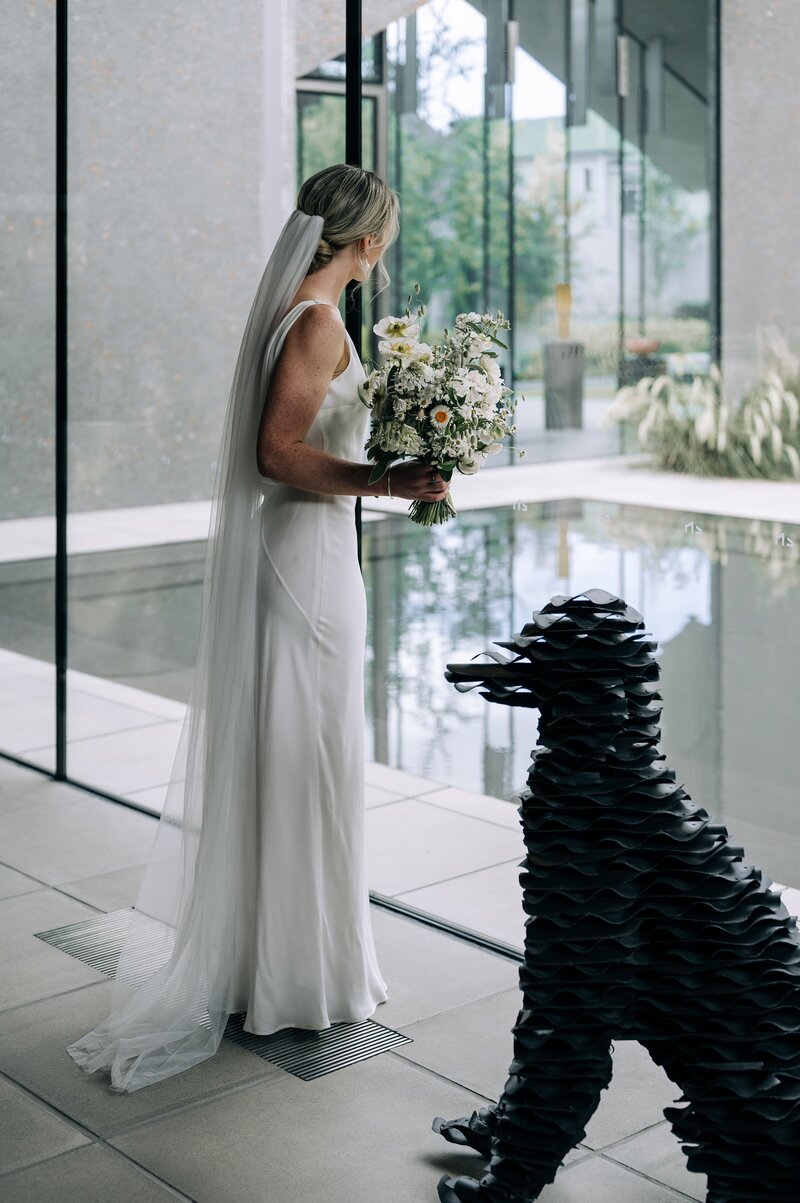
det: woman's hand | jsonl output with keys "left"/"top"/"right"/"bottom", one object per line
{"left": 387, "top": 460, "right": 450, "bottom": 502}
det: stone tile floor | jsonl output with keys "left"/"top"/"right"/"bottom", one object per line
{"left": 3, "top": 456, "right": 800, "bottom": 1197}
{"left": 0, "top": 757, "right": 714, "bottom": 1202}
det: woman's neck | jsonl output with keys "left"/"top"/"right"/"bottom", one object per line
{"left": 292, "top": 258, "right": 355, "bottom": 309}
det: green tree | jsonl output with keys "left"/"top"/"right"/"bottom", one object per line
{"left": 389, "top": 112, "right": 560, "bottom": 337}
{"left": 644, "top": 163, "right": 705, "bottom": 319}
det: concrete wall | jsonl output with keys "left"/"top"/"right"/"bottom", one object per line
{"left": 721, "top": 0, "right": 800, "bottom": 400}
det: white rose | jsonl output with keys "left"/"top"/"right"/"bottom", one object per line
{"left": 479, "top": 354, "right": 501, "bottom": 383}
{"left": 466, "top": 335, "right": 493, "bottom": 358}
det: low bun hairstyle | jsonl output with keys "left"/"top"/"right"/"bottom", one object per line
{"left": 297, "top": 163, "right": 400, "bottom": 298}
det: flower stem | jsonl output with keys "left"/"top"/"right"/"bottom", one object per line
{"left": 407, "top": 494, "right": 459, "bottom": 526}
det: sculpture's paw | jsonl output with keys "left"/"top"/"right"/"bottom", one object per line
{"left": 437, "top": 1174, "right": 484, "bottom": 1203}
{"left": 432, "top": 1106, "right": 495, "bottom": 1160}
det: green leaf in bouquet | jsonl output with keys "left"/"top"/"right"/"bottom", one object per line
{"left": 367, "top": 460, "right": 391, "bottom": 485}
{"left": 489, "top": 334, "right": 508, "bottom": 349}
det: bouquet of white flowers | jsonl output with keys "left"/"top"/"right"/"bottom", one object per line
{"left": 358, "top": 287, "right": 524, "bottom": 525}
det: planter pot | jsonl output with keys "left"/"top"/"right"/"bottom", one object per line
{"left": 618, "top": 353, "right": 667, "bottom": 389}
{"left": 543, "top": 341, "right": 585, "bottom": 429}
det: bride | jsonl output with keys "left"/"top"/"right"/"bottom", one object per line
{"left": 65, "top": 163, "right": 450, "bottom": 1092}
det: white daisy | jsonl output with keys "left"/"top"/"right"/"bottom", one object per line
{"left": 430, "top": 403, "right": 453, "bottom": 428}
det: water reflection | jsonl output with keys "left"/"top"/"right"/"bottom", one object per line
{"left": 362, "top": 499, "right": 800, "bottom": 887}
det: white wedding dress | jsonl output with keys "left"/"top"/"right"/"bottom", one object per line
{"left": 66, "top": 214, "right": 388, "bottom": 1093}
{"left": 227, "top": 298, "right": 389, "bottom": 1032}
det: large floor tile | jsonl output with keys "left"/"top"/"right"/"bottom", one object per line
{"left": 0, "top": 862, "right": 43, "bottom": 900}
{"left": 416, "top": 785, "right": 523, "bottom": 831}
{"left": 370, "top": 907, "right": 519, "bottom": 1029}
{"left": 581, "top": 1041, "right": 681, "bottom": 1151}
{"left": 0, "top": 666, "right": 53, "bottom": 706}
{"left": 393, "top": 987, "right": 521, "bottom": 1097}
{"left": 0, "top": 762, "right": 84, "bottom": 819}
{"left": 59, "top": 863, "right": 146, "bottom": 912}
{"left": 0, "top": 981, "right": 282, "bottom": 1138}
{"left": 109, "top": 1050, "right": 489, "bottom": 1203}
{"left": 0, "top": 1142, "right": 181, "bottom": 1202}
{"left": 0, "top": 792, "right": 157, "bottom": 885}
{"left": 365, "top": 760, "right": 449, "bottom": 798}
{"left": 65, "top": 668, "right": 186, "bottom": 720}
{"left": 122, "top": 783, "right": 171, "bottom": 811}
{"left": 365, "top": 781, "right": 405, "bottom": 809}
{"left": 538, "top": 1151, "right": 692, "bottom": 1202}
{"left": 29, "top": 721, "right": 182, "bottom": 796}
{"left": 0, "top": 1074, "right": 89, "bottom": 1175}
{"left": 396, "top": 859, "right": 525, "bottom": 947}
{"left": 7, "top": 692, "right": 167, "bottom": 757}
{"left": 397, "top": 1007, "right": 682, "bottom": 1156}
{"left": 605, "top": 1120, "right": 706, "bottom": 1201}
{"left": 0, "top": 694, "right": 57, "bottom": 755}
{"left": 0, "top": 890, "right": 107, "bottom": 1011}
{"left": 366, "top": 798, "right": 521, "bottom": 895}
{"left": 0, "top": 757, "right": 40, "bottom": 789}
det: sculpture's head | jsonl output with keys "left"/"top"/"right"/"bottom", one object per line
{"left": 445, "top": 588, "right": 660, "bottom": 749}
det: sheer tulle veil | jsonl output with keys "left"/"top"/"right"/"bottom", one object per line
{"left": 65, "top": 208, "right": 325, "bottom": 1092}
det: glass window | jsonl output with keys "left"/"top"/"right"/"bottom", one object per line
{"left": 0, "top": 1, "right": 56, "bottom": 772}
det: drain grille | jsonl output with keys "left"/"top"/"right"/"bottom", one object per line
{"left": 35, "top": 908, "right": 411, "bottom": 1079}
{"left": 36, "top": 907, "right": 130, "bottom": 978}
{"left": 222, "top": 1011, "right": 411, "bottom": 1080}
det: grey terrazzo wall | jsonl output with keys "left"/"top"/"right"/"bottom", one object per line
{"left": 721, "top": 0, "right": 800, "bottom": 401}
{"left": 2, "top": 0, "right": 296, "bottom": 520}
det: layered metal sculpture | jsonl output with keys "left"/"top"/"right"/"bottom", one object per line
{"left": 433, "top": 589, "right": 800, "bottom": 1203}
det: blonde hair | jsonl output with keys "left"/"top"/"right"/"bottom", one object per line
{"left": 297, "top": 164, "right": 399, "bottom": 298}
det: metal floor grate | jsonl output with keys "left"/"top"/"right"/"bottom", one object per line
{"left": 222, "top": 1011, "right": 411, "bottom": 1080}
{"left": 36, "top": 907, "right": 131, "bottom": 978}
{"left": 35, "top": 908, "right": 411, "bottom": 1080}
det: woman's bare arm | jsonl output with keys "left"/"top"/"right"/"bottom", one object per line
{"left": 256, "top": 305, "right": 386, "bottom": 497}
{"left": 256, "top": 305, "right": 451, "bottom": 504}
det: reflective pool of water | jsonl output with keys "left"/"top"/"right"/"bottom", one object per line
{"left": 362, "top": 498, "right": 800, "bottom": 889}
{"left": 2, "top": 494, "right": 797, "bottom": 918}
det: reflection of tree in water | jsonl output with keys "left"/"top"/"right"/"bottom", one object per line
{"left": 363, "top": 508, "right": 516, "bottom": 778}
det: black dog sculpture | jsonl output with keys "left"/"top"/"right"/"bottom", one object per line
{"left": 433, "top": 589, "right": 800, "bottom": 1203}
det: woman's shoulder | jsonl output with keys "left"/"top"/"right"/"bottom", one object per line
{"left": 287, "top": 294, "right": 342, "bottom": 320}
{"left": 281, "top": 300, "right": 347, "bottom": 373}
{"left": 287, "top": 299, "right": 344, "bottom": 339}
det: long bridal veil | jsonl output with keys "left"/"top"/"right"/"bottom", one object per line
{"left": 66, "top": 208, "right": 325, "bottom": 1092}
